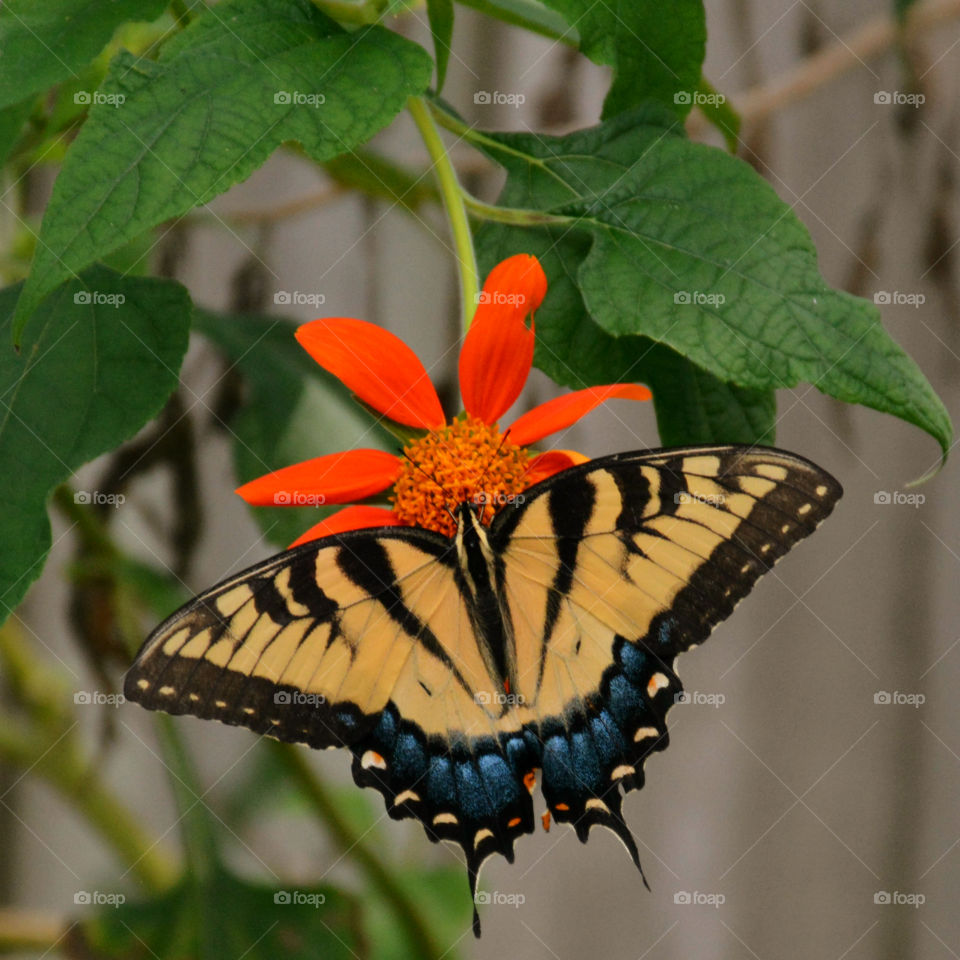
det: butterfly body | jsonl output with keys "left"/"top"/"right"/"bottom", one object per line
{"left": 125, "top": 445, "right": 841, "bottom": 935}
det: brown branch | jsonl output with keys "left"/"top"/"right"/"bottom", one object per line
{"left": 690, "top": 0, "right": 960, "bottom": 134}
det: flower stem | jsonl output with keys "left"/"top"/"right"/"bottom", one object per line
{"left": 274, "top": 743, "right": 443, "bottom": 960}
{"left": 407, "top": 95, "right": 480, "bottom": 332}
{"left": 461, "top": 192, "right": 573, "bottom": 227}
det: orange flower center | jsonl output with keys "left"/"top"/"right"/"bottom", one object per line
{"left": 392, "top": 415, "right": 530, "bottom": 537}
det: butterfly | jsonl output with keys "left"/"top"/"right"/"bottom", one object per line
{"left": 125, "top": 444, "right": 841, "bottom": 935}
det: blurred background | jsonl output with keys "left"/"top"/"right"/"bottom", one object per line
{"left": 4, "top": 0, "right": 960, "bottom": 957}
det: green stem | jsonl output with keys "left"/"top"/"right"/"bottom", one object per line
{"left": 154, "top": 716, "right": 222, "bottom": 882}
{"left": 408, "top": 95, "right": 479, "bottom": 332}
{"left": 275, "top": 743, "right": 443, "bottom": 960}
{"left": 0, "top": 710, "right": 177, "bottom": 893}
{"left": 462, "top": 192, "right": 573, "bottom": 226}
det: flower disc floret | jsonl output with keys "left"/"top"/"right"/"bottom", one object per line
{"left": 392, "top": 416, "right": 530, "bottom": 536}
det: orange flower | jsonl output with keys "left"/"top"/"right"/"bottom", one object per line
{"left": 235, "top": 254, "right": 651, "bottom": 545}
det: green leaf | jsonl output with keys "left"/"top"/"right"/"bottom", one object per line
{"left": 0, "top": 0, "right": 168, "bottom": 111}
{"left": 75, "top": 866, "right": 364, "bottom": 960}
{"left": 12, "top": 0, "right": 432, "bottom": 341}
{"left": 0, "top": 266, "right": 190, "bottom": 624}
{"left": 426, "top": 0, "right": 454, "bottom": 92}
{"left": 194, "top": 309, "right": 394, "bottom": 549}
{"left": 538, "top": 0, "right": 705, "bottom": 118}
{"left": 472, "top": 105, "right": 951, "bottom": 458}
{"left": 455, "top": 0, "right": 576, "bottom": 42}
{"left": 477, "top": 224, "right": 775, "bottom": 446}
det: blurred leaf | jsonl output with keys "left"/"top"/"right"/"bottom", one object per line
{"left": 0, "top": 267, "right": 190, "bottom": 626}
{"left": 72, "top": 866, "right": 363, "bottom": 960}
{"left": 539, "top": 0, "right": 705, "bottom": 118}
{"left": 0, "top": 0, "right": 168, "bottom": 111}
{"left": 0, "top": 97, "right": 35, "bottom": 168}
{"left": 365, "top": 864, "right": 471, "bottom": 960}
{"left": 426, "top": 0, "right": 454, "bottom": 92}
{"left": 194, "top": 309, "right": 394, "bottom": 549}
{"left": 474, "top": 104, "right": 951, "bottom": 457}
{"left": 455, "top": 0, "right": 575, "bottom": 42}
{"left": 12, "top": 0, "right": 432, "bottom": 340}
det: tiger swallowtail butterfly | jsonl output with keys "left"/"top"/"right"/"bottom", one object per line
{"left": 125, "top": 444, "right": 841, "bottom": 935}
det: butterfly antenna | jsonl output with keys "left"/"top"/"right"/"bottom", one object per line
{"left": 472, "top": 428, "right": 514, "bottom": 523}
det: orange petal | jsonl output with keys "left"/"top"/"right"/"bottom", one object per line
{"left": 523, "top": 449, "right": 589, "bottom": 487}
{"left": 459, "top": 254, "right": 547, "bottom": 424}
{"left": 288, "top": 506, "right": 403, "bottom": 548}
{"left": 507, "top": 384, "right": 652, "bottom": 447}
{"left": 296, "top": 318, "right": 444, "bottom": 429}
{"left": 235, "top": 449, "right": 400, "bottom": 506}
